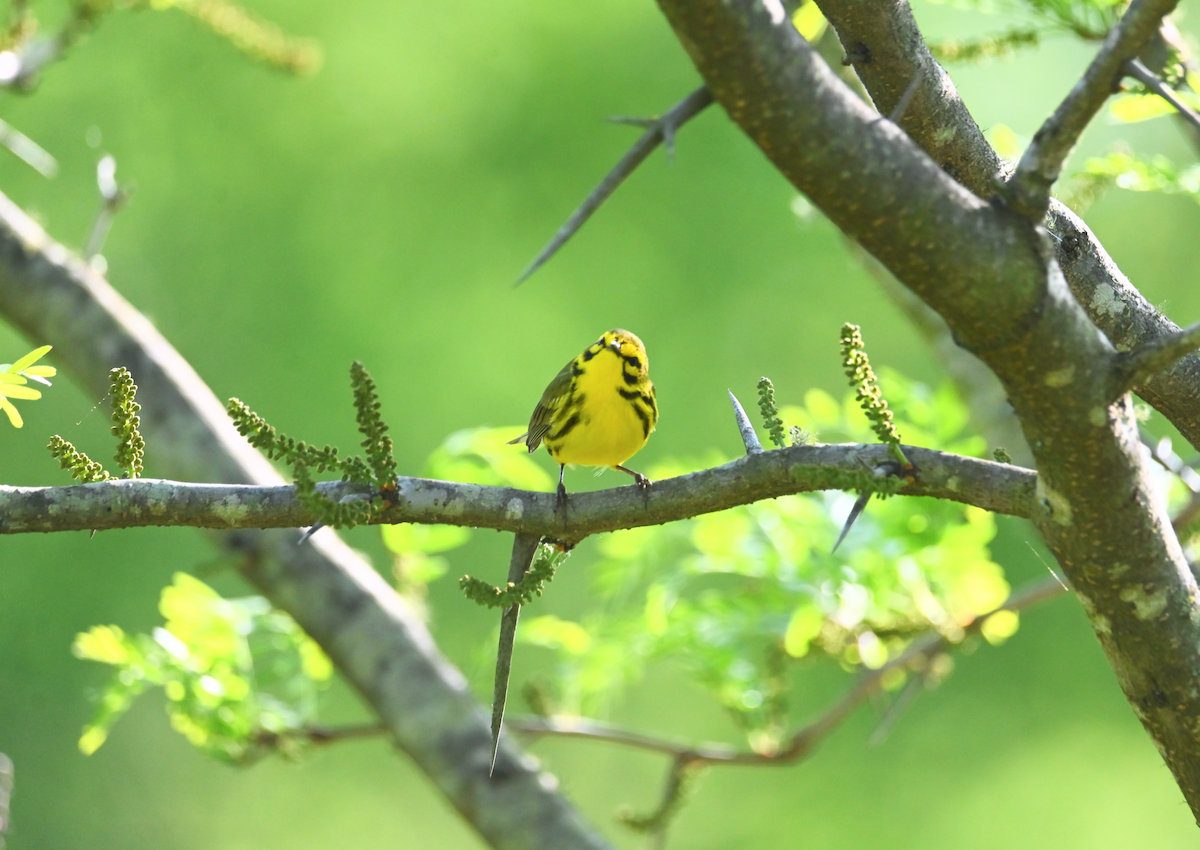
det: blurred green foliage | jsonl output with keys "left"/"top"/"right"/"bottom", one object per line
{"left": 515, "top": 373, "right": 1008, "bottom": 754}
{"left": 2, "top": 0, "right": 1200, "bottom": 846}
{"left": 73, "top": 572, "right": 332, "bottom": 763}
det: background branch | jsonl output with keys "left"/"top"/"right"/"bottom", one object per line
{"left": 0, "top": 190, "right": 614, "bottom": 850}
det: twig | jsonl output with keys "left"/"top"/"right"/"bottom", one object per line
{"left": 1124, "top": 57, "right": 1200, "bottom": 136}
{"left": 490, "top": 532, "right": 541, "bottom": 775}
{"left": 1008, "top": 0, "right": 1181, "bottom": 219}
{"left": 254, "top": 722, "right": 389, "bottom": 748}
{"left": 1117, "top": 317, "right": 1200, "bottom": 393}
{"left": 0, "top": 117, "right": 56, "bottom": 177}
{"left": 84, "top": 155, "right": 130, "bottom": 261}
{"left": 514, "top": 87, "right": 714, "bottom": 286}
{"left": 512, "top": 576, "right": 1068, "bottom": 766}
{"left": 0, "top": 443, "right": 1040, "bottom": 536}
{"left": 727, "top": 390, "right": 763, "bottom": 454}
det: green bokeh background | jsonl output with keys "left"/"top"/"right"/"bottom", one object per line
{"left": 3, "top": 0, "right": 1200, "bottom": 847}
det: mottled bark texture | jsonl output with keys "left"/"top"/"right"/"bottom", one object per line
{"left": 654, "top": 0, "right": 1200, "bottom": 821}
{"left": 0, "top": 443, "right": 1037, "bottom": 535}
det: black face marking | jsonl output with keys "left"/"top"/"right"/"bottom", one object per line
{"left": 623, "top": 355, "right": 640, "bottom": 370}
{"left": 622, "top": 371, "right": 638, "bottom": 385}
{"left": 582, "top": 347, "right": 598, "bottom": 362}
{"left": 618, "top": 388, "right": 640, "bottom": 400}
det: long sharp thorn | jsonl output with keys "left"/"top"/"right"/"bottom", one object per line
{"left": 489, "top": 532, "right": 541, "bottom": 775}
{"left": 833, "top": 492, "right": 871, "bottom": 553}
{"left": 514, "top": 86, "right": 713, "bottom": 286}
{"left": 727, "top": 390, "right": 763, "bottom": 454}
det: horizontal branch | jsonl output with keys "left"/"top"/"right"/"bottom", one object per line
{"left": 0, "top": 444, "right": 1038, "bottom": 537}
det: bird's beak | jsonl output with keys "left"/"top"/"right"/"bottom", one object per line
{"left": 608, "top": 339, "right": 622, "bottom": 354}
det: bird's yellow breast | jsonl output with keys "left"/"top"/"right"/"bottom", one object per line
{"left": 545, "top": 347, "right": 653, "bottom": 468}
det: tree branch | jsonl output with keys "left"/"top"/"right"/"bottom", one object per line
{"left": 815, "top": 0, "right": 1200, "bottom": 451}
{"left": 0, "top": 190, "right": 614, "bottom": 850}
{"left": 1117, "top": 318, "right": 1200, "bottom": 394}
{"left": 0, "top": 443, "right": 1039, "bottom": 536}
{"left": 653, "top": 0, "right": 1200, "bottom": 821}
{"left": 1124, "top": 57, "right": 1200, "bottom": 135}
{"left": 1008, "top": 0, "right": 1181, "bottom": 219}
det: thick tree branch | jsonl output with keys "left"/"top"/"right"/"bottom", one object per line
{"left": 0, "top": 444, "right": 1037, "bottom": 535}
{"left": 0, "top": 191, "right": 614, "bottom": 850}
{"left": 1008, "top": 0, "right": 1181, "bottom": 218}
{"left": 653, "top": 0, "right": 1200, "bottom": 821}
{"left": 816, "top": 0, "right": 1200, "bottom": 451}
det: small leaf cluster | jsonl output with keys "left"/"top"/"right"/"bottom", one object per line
{"left": 757, "top": 377, "right": 789, "bottom": 448}
{"left": 929, "top": 27, "right": 1040, "bottom": 63}
{"left": 943, "top": 0, "right": 1122, "bottom": 40}
{"left": 459, "top": 544, "right": 568, "bottom": 609}
{"left": 840, "top": 323, "right": 908, "bottom": 467}
{"left": 0, "top": 345, "right": 55, "bottom": 428}
{"left": 108, "top": 367, "right": 144, "bottom": 477}
{"left": 227, "top": 362, "right": 399, "bottom": 530}
{"left": 2, "top": 0, "right": 320, "bottom": 86}
{"left": 1062, "top": 148, "right": 1200, "bottom": 215}
{"left": 47, "top": 366, "right": 145, "bottom": 480}
{"left": 74, "top": 573, "right": 332, "bottom": 763}
{"left": 47, "top": 435, "right": 111, "bottom": 483}
{"left": 515, "top": 376, "right": 1006, "bottom": 746}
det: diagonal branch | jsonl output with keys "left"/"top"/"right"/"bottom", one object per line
{"left": 0, "top": 190, "right": 614, "bottom": 850}
{"left": 653, "top": 0, "right": 1200, "bottom": 822}
{"left": 1007, "top": 0, "right": 1181, "bottom": 219}
{"left": 816, "top": 0, "right": 1200, "bottom": 452}
{"left": 1124, "top": 57, "right": 1200, "bottom": 135}
{"left": 515, "top": 86, "right": 713, "bottom": 285}
{"left": 0, "top": 443, "right": 1039, "bottom": 536}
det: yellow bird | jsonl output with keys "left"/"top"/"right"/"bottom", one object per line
{"left": 509, "top": 329, "right": 658, "bottom": 505}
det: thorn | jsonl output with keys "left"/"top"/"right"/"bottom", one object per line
{"left": 727, "top": 390, "right": 764, "bottom": 454}
{"left": 298, "top": 522, "right": 324, "bottom": 544}
{"left": 489, "top": 533, "right": 541, "bottom": 775}
{"left": 514, "top": 86, "right": 713, "bottom": 286}
{"left": 833, "top": 492, "right": 870, "bottom": 553}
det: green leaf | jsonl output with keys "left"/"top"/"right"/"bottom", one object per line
{"left": 381, "top": 522, "right": 470, "bottom": 555}
{"left": 519, "top": 615, "right": 593, "bottom": 655}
